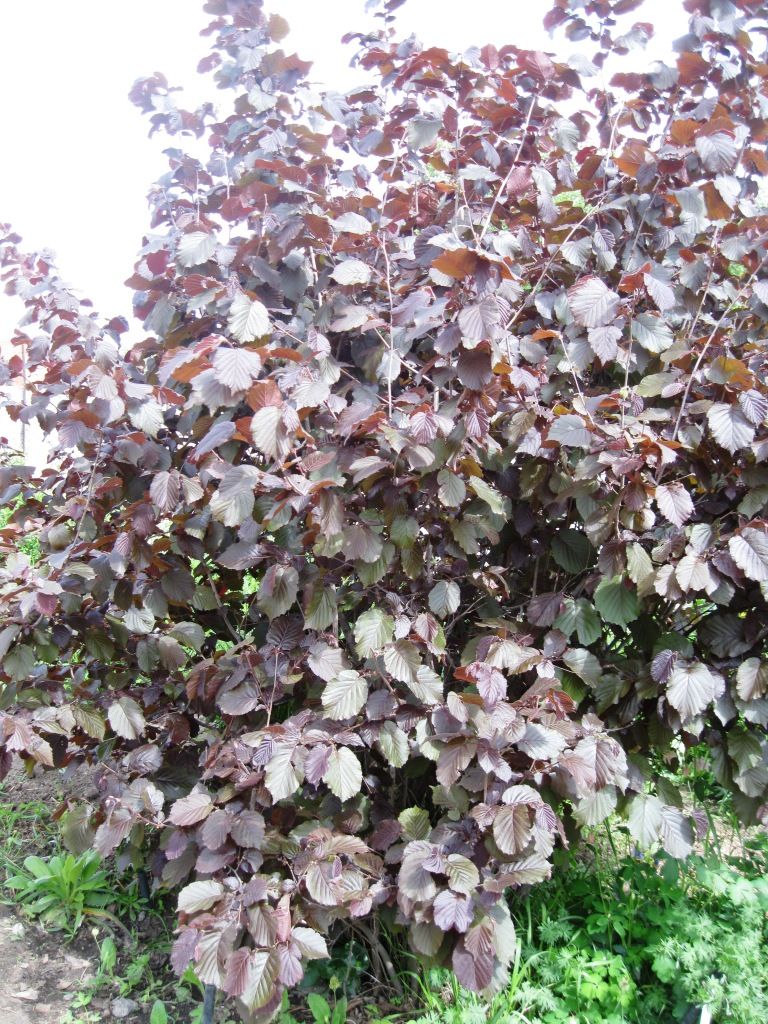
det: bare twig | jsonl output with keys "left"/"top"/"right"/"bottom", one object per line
{"left": 278, "top": 325, "right": 385, "bottom": 402}
{"left": 505, "top": 191, "right": 620, "bottom": 332}
{"left": 684, "top": 226, "right": 721, "bottom": 342}
{"left": 625, "top": 109, "right": 676, "bottom": 264}
{"left": 620, "top": 312, "right": 634, "bottom": 431}
{"left": 379, "top": 234, "right": 396, "bottom": 418}
{"left": 70, "top": 441, "right": 103, "bottom": 555}
{"left": 478, "top": 95, "right": 537, "bottom": 245}
{"left": 600, "top": 99, "right": 625, "bottom": 206}
{"left": 376, "top": 137, "right": 405, "bottom": 420}
{"left": 202, "top": 558, "right": 241, "bottom": 643}
{"left": 458, "top": 177, "right": 480, "bottom": 244}
{"left": 265, "top": 656, "right": 278, "bottom": 728}
{"left": 350, "top": 920, "right": 404, "bottom": 997}
{"left": 558, "top": 333, "right": 595, "bottom": 423}
{"left": 665, "top": 251, "right": 767, "bottom": 459}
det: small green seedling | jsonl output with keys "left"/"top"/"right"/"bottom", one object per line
{"left": 307, "top": 991, "right": 349, "bottom": 1024}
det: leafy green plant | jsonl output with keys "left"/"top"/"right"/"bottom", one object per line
{"left": 402, "top": 949, "right": 539, "bottom": 1024}
{"left": 59, "top": 936, "right": 119, "bottom": 1018}
{"left": 0, "top": 494, "right": 42, "bottom": 563}
{"left": 60, "top": 1011, "right": 103, "bottom": 1024}
{"left": 99, "top": 935, "right": 118, "bottom": 974}
{"left": 647, "top": 857, "right": 768, "bottom": 1022}
{"left": 150, "top": 1002, "right": 169, "bottom": 1024}
{"left": 173, "top": 965, "right": 239, "bottom": 1024}
{"left": 306, "top": 992, "right": 348, "bottom": 1024}
{"left": 398, "top": 838, "right": 768, "bottom": 1024}
{"left": 4, "top": 850, "right": 117, "bottom": 937}
{"left": 277, "top": 991, "right": 300, "bottom": 1024}
{"left": 513, "top": 844, "right": 768, "bottom": 1024}
{"left": 300, "top": 936, "right": 370, "bottom": 998}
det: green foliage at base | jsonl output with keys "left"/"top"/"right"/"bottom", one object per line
{"left": 1, "top": 781, "right": 766, "bottom": 1024}
{"left": 402, "top": 835, "right": 768, "bottom": 1024}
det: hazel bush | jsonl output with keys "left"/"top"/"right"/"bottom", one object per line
{"left": 1, "top": 0, "right": 767, "bottom": 1017}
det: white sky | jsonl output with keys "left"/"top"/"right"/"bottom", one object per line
{"left": 0, "top": 0, "right": 687, "bottom": 458}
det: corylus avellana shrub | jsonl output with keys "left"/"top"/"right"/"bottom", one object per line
{"left": 1, "top": 0, "right": 767, "bottom": 1017}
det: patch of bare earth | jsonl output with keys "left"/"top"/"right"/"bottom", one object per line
{"left": 1, "top": 757, "right": 99, "bottom": 807}
{"left": 0, "top": 906, "right": 94, "bottom": 1023}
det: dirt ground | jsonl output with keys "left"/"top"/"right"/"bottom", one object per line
{"left": 1, "top": 756, "right": 99, "bottom": 806}
{"left": 0, "top": 905, "right": 98, "bottom": 1024}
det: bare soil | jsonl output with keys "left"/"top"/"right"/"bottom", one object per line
{"left": 0, "top": 905, "right": 96, "bottom": 1024}
{"left": 1, "top": 757, "right": 99, "bottom": 807}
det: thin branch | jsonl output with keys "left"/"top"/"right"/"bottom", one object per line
{"left": 505, "top": 190, "right": 621, "bottom": 332}
{"left": 600, "top": 99, "right": 625, "bottom": 206}
{"left": 557, "top": 331, "right": 595, "bottom": 424}
{"left": 478, "top": 95, "right": 537, "bottom": 245}
{"left": 202, "top": 558, "right": 241, "bottom": 643}
{"left": 683, "top": 226, "right": 721, "bottom": 342}
{"left": 350, "top": 920, "right": 404, "bottom": 997}
{"left": 278, "top": 325, "right": 385, "bottom": 402}
{"left": 625, "top": 108, "right": 676, "bottom": 264}
{"left": 620, "top": 312, "right": 634, "bottom": 431}
{"left": 376, "top": 138, "right": 404, "bottom": 420}
{"left": 69, "top": 441, "right": 103, "bottom": 557}
{"left": 379, "top": 235, "right": 395, "bottom": 418}
{"left": 458, "top": 177, "right": 480, "bottom": 244}
{"left": 453, "top": 96, "right": 462, "bottom": 225}
{"left": 665, "top": 252, "right": 767, "bottom": 458}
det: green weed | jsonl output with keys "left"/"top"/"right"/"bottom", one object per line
{"left": 395, "top": 837, "right": 768, "bottom": 1024}
{"left": 3, "top": 850, "right": 120, "bottom": 937}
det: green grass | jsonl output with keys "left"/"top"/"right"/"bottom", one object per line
{"left": 0, "top": 795, "right": 55, "bottom": 869}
